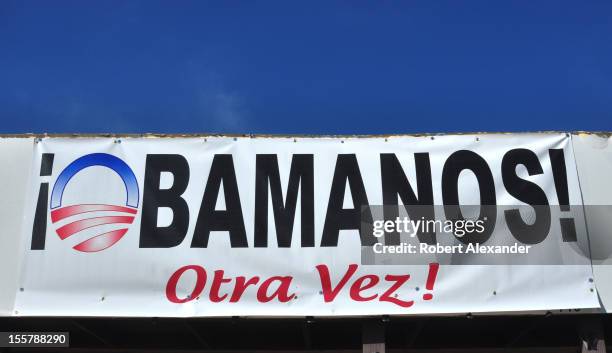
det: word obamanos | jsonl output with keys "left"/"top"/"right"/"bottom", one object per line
{"left": 135, "top": 148, "right": 573, "bottom": 249}
{"left": 166, "top": 263, "right": 439, "bottom": 308}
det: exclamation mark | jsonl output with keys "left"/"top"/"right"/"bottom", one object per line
{"left": 422, "top": 263, "right": 439, "bottom": 301}
{"left": 549, "top": 149, "right": 577, "bottom": 242}
{"left": 31, "top": 153, "right": 54, "bottom": 250}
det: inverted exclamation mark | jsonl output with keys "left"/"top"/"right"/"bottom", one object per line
{"left": 31, "top": 153, "right": 54, "bottom": 250}
{"left": 549, "top": 149, "right": 577, "bottom": 242}
{"left": 422, "top": 263, "right": 439, "bottom": 301}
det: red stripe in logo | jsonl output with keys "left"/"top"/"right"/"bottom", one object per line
{"left": 51, "top": 204, "right": 137, "bottom": 223}
{"left": 72, "top": 228, "right": 129, "bottom": 253}
{"left": 56, "top": 215, "right": 134, "bottom": 240}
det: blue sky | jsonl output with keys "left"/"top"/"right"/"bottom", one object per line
{"left": 0, "top": 1, "right": 610, "bottom": 134}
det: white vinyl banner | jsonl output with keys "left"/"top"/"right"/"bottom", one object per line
{"left": 13, "top": 134, "right": 600, "bottom": 317}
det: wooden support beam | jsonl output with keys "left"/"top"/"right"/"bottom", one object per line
{"left": 71, "top": 319, "right": 113, "bottom": 348}
{"left": 580, "top": 317, "right": 606, "bottom": 353}
{"left": 405, "top": 320, "right": 424, "bottom": 348}
{"left": 362, "top": 319, "right": 385, "bottom": 353}
{"left": 183, "top": 321, "right": 210, "bottom": 349}
{"left": 302, "top": 317, "right": 313, "bottom": 349}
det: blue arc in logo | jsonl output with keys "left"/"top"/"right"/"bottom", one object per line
{"left": 50, "top": 153, "right": 139, "bottom": 209}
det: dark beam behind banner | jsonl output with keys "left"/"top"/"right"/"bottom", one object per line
{"left": 1, "top": 315, "right": 610, "bottom": 352}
